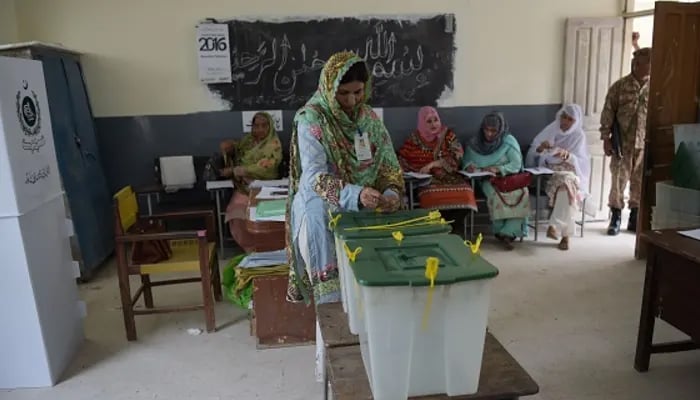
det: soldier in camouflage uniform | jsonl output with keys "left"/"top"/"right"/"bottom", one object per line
{"left": 599, "top": 47, "right": 651, "bottom": 235}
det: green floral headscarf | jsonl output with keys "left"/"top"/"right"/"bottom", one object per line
{"left": 231, "top": 112, "right": 282, "bottom": 193}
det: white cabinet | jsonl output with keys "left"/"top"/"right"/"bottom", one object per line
{"left": 0, "top": 56, "right": 83, "bottom": 389}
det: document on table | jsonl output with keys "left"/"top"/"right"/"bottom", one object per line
{"left": 678, "top": 228, "right": 700, "bottom": 241}
{"left": 248, "top": 206, "right": 286, "bottom": 222}
{"left": 403, "top": 172, "right": 432, "bottom": 180}
{"left": 256, "top": 186, "right": 288, "bottom": 200}
{"left": 205, "top": 180, "right": 234, "bottom": 190}
{"left": 249, "top": 178, "right": 289, "bottom": 188}
{"left": 525, "top": 167, "right": 555, "bottom": 175}
{"left": 238, "top": 249, "right": 288, "bottom": 268}
{"left": 458, "top": 170, "right": 495, "bottom": 178}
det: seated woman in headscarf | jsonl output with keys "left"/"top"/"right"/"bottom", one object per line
{"left": 221, "top": 112, "right": 283, "bottom": 251}
{"left": 398, "top": 106, "right": 477, "bottom": 211}
{"left": 526, "top": 104, "right": 590, "bottom": 250}
{"left": 462, "top": 112, "right": 529, "bottom": 250}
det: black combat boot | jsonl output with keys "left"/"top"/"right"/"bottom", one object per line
{"left": 627, "top": 207, "right": 638, "bottom": 232}
{"left": 607, "top": 208, "right": 622, "bottom": 236}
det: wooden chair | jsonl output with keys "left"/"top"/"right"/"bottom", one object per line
{"left": 113, "top": 186, "right": 222, "bottom": 341}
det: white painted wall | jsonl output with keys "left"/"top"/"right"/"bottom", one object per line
{"left": 14, "top": 0, "right": 620, "bottom": 117}
{"left": 0, "top": 0, "right": 18, "bottom": 44}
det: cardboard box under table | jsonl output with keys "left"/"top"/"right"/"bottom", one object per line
{"left": 345, "top": 234, "right": 498, "bottom": 399}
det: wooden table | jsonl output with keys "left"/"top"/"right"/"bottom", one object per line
{"left": 246, "top": 188, "right": 315, "bottom": 348}
{"left": 318, "top": 303, "right": 539, "bottom": 400}
{"left": 634, "top": 229, "right": 700, "bottom": 372}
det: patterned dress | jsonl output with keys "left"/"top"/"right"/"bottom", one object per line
{"left": 286, "top": 52, "right": 404, "bottom": 305}
{"left": 398, "top": 129, "right": 477, "bottom": 210}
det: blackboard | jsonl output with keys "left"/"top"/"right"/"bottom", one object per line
{"left": 207, "top": 15, "right": 456, "bottom": 110}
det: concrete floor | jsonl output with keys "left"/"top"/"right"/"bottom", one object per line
{"left": 1, "top": 221, "right": 699, "bottom": 400}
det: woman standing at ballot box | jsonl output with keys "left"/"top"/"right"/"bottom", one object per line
{"left": 398, "top": 106, "right": 477, "bottom": 211}
{"left": 287, "top": 51, "right": 404, "bottom": 306}
{"left": 463, "top": 112, "right": 529, "bottom": 250}
{"left": 221, "top": 112, "right": 283, "bottom": 250}
{"left": 526, "top": 104, "right": 591, "bottom": 250}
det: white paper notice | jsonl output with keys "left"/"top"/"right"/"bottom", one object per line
{"left": 196, "top": 23, "right": 232, "bottom": 83}
{"left": 678, "top": 228, "right": 700, "bottom": 242}
{"left": 403, "top": 172, "right": 432, "bottom": 179}
{"left": 241, "top": 110, "right": 283, "bottom": 132}
{"left": 524, "top": 167, "right": 555, "bottom": 175}
{"left": 459, "top": 170, "right": 495, "bottom": 178}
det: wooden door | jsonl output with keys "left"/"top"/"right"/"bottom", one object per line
{"left": 637, "top": 1, "right": 700, "bottom": 258}
{"left": 563, "top": 17, "right": 624, "bottom": 219}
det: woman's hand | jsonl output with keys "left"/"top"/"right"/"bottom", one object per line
{"left": 378, "top": 194, "right": 400, "bottom": 212}
{"left": 220, "top": 167, "right": 234, "bottom": 178}
{"left": 555, "top": 149, "right": 570, "bottom": 161}
{"left": 360, "top": 187, "right": 382, "bottom": 209}
{"left": 536, "top": 141, "right": 552, "bottom": 153}
{"left": 465, "top": 164, "right": 477, "bottom": 173}
{"left": 419, "top": 160, "right": 440, "bottom": 174}
{"left": 233, "top": 166, "right": 247, "bottom": 178}
{"left": 485, "top": 166, "right": 500, "bottom": 174}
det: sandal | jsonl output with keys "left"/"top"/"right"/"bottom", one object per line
{"left": 503, "top": 236, "right": 515, "bottom": 251}
{"left": 546, "top": 226, "right": 559, "bottom": 241}
{"left": 558, "top": 237, "right": 569, "bottom": 251}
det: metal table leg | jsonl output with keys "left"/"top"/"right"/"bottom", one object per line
{"left": 146, "top": 193, "right": 153, "bottom": 216}
{"left": 534, "top": 175, "right": 541, "bottom": 241}
{"left": 215, "top": 190, "right": 225, "bottom": 257}
{"left": 408, "top": 180, "right": 415, "bottom": 209}
{"left": 470, "top": 178, "right": 476, "bottom": 239}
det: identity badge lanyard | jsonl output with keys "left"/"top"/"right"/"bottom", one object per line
{"left": 354, "top": 127, "right": 372, "bottom": 161}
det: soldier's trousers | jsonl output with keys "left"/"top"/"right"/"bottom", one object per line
{"left": 608, "top": 147, "right": 645, "bottom": 209}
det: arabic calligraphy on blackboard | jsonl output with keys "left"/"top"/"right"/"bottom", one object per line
{"left": 207, "top": 15, "right": 455, "bottom": 111}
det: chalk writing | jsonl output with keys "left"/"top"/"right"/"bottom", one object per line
{"left": 208, "top": 15, "right": 455, "bottom": 110}
{"left": 25, "top": 165, "right": 50, "bottom": 185}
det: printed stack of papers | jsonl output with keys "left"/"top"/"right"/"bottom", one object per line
{"left": 249, "top": 179, "right": 289, "bottom": 188}
{"left": 256, "top": 186, "right": 288, "bottom": 200}
{"left": 238, "top": 249, "right": 288, "bottom": 268}
{"left": 250, "top": 199, "right": 286, "bottom": 222}
{"left": 524, "top": 167, "right": 554, "bottom": 175}
{"left": 458, "top": 170, "right": 495, "bottom": 178}
{"left": 678, "top": 228, "right": 700, "bottom": 242}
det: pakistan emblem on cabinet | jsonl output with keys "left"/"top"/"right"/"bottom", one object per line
{"left": 16, "top": 79, "right": 45, "bottom": 153}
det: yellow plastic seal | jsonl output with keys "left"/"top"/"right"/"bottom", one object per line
{"left": 392, "top": 231, "right": 404, "bottom": 245}
{"left": 422, "top": 257, "right": 439, "bottom": 330}
{"left": 343, "top": 242, "right": 362, "bottom": 262}
{"left": 464, "top": 233, "right": 483, "bottom": 255}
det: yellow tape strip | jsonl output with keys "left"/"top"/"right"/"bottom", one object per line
{"left": 421, "top": 257, "right": 439, "bottom": 330}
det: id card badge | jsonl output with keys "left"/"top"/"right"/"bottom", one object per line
{"left": 354, "top": 132, "right": 373, "bottom": 161}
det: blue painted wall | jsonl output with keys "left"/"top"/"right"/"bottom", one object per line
{"left": 95, "top": 104, "right": 560, "bottom": 193}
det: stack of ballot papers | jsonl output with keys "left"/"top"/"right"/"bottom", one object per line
{"left": 256, "top": 186, "right": 288, "bottom": 200}
{"left": 238, "top": 249, "right": 288, "bottom": 268}
{"left": 254, "top": 199, "right": 286, "bottom": 221}
{"left": 249, "top": 179, "right": 289, "bottom": 188}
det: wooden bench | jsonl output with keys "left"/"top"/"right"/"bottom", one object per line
{"left": 318, "top": 302, "right": 539, "bottom": 400}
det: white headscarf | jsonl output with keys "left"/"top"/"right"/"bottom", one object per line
{"left": 526, "top": 104, "right": 591, "bottom": 197}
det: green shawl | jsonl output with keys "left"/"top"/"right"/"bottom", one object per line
{"left": 232, "top": 112, "right": 282, "bottom": 193}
